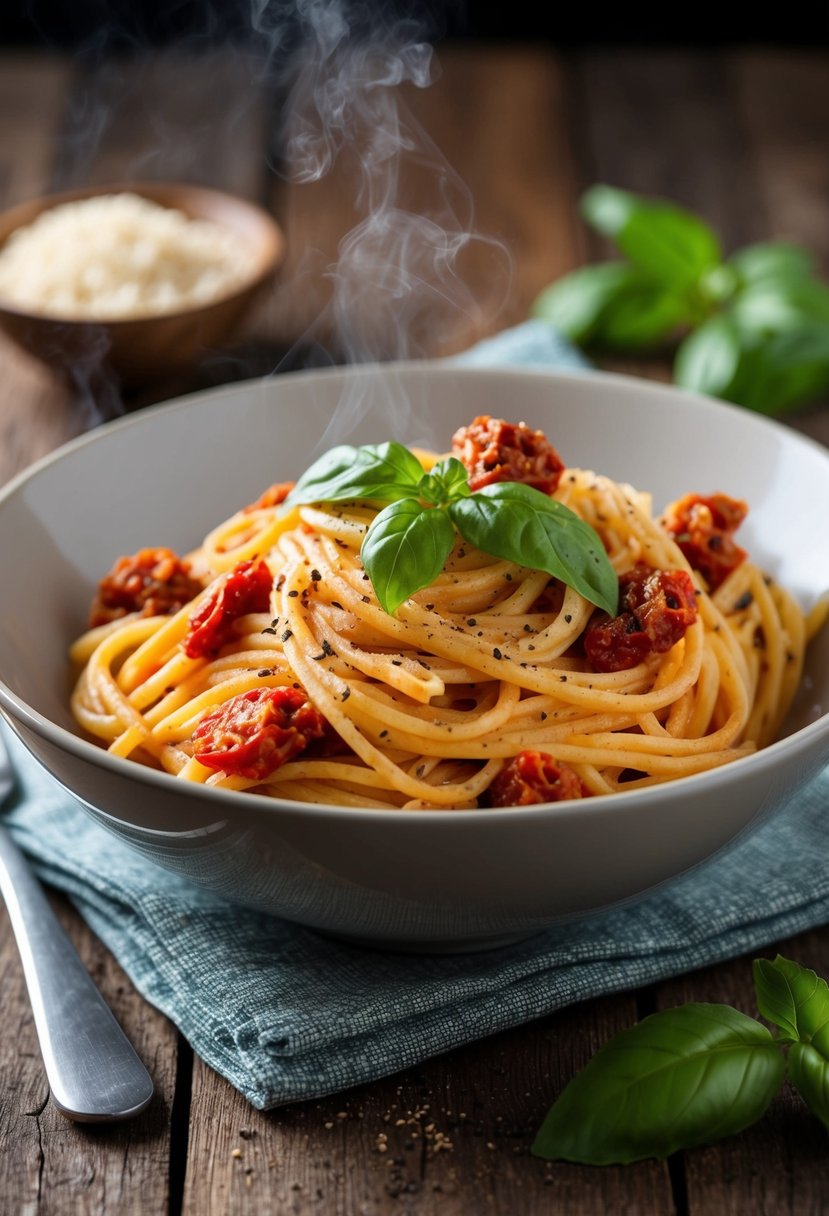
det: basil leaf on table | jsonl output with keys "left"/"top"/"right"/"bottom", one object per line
{"left": 532, "top": 262, "right": 692, "bottom": 350}
{"left": 754, "top": 957, "right": 829, "bottom": 1132}
{"left": 730, "top": 278, "right": 829, "bottom": 333}
{"left": 727, "top": 326, "right": 829, "bottom": 416}
{"left": 728, "top": 241, "right": 815, "bottom": 287}
{"left": 531, "top": 184, "right": 829, "bottom": 415}
{"left": 753, "top": 955, "right": 829, "bottom": 1044}
{"left": 449, "top": 482, "right": 618, "bottom": 617}
{"left": 287, "top": 441, "right": 425, "bottom": 505}
{"left": 531, "top": 263, "right": 642, "bottom": 344}
{"left": 581, "top": 184, "right": 721, "bottom": 292}
{"left": 361, "top": 500, "right": 455, "bottom": 616}
{"left": 673, "top": 314, "right": 742, "bottom": 400}
{"left": 594, "top": 278, "right": 691, "bottom": 349}
{"left": 788, "top": 1043, "right": 829, "bottom": 1132}
{"left": 531, "top": 1003, "right": 786, "bottom": 1165}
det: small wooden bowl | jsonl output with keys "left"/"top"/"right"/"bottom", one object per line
{"left": 0, "top": 182, "right": 285, "bottom": 390}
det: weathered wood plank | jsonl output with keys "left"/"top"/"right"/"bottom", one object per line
{"left": 182, "top": 995, "right": 674, "bottom": 1214}
{"left": 0, "top": 55, "right": 78, "bottom": 479}
{"left": 0, "top": 52, "right": 75, "bottom": 208}
{"left": 569, "top": 48, "right": 769, "bottom": 254}
{"left": 0, "top": 894, "right": 177, "bottom": 1215}
{"left": 50, "top": 47, "right": 270, "bottom": 201}
{"left": 735, "top": 51, "right": 829, "bottom": 274}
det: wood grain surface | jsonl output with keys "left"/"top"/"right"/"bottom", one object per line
{"left": 0, "top": 42, "right": 828, "bottom": 1215}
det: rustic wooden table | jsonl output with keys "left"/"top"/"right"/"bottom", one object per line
{"left": 2, "top": 41, "right": 829, "bottom": 1215}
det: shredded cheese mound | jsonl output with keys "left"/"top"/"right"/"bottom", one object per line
{"left": 0, "top": 192, "right": 254, "bottom": 319}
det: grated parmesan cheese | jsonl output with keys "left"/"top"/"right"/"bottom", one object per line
{"left": 0, "top": 192, "right": 254, "bottom": 319}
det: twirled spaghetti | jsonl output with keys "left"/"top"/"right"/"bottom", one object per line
{"left": 68, "top": 417, "right": 825, "bottom": 809}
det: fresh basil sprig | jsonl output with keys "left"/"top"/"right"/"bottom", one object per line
{"left": 531, "top": 183, "right": 829, "bottom": 415}
{"left": 286, "top": 443, "right": 618, "bottom": 617}
{"left": 532, "top": 955, "right": 829, "bottom": 1166}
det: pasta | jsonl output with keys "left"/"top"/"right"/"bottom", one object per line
{"left": 69, "top": 416, "right": 825, "bottom": 810}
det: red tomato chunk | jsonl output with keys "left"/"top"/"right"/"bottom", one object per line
{"left": 584, "top": 564, "right": 698, "bottom": 673}
{"left": 191, "top": 686, "right": 328, "bottom": 780}
{"left": 661, "top": 492, "right": 748, "bottom": 591}
{"left": 184, "top": 559, "right": 273, "bottom": 659}
{"left": 451, "top": 415, "right": 565, "bottom": 494}
{"left": 242, "top": 480, "right": 295, "bottom": 513}
{"left": 89, "top": 547, "right": 201, "bottom": 627}
{"left": 487, "top": 750, "right": 590, "bottom": 806}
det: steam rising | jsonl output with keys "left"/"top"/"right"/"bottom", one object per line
{"left": 45, "top": 0, "right": 511, "bottom": 440}
{"left": 259, "top": 0, "right": 511, "bottom": 371}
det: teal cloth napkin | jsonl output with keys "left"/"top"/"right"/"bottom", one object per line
{"left": 3, "top": 322, "right": 829, "bottom": 1110}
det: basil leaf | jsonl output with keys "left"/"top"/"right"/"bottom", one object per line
{"left": 697, "top": 263, "right": 740, "bottom": 307}
{"left": 449, "top": 482, "right": 618, "bottom": 616}
{"left": 730, "top": 279, "right": 829, "bottom": 333}
{"left": 361, "top": 500, "right": 455, "bottom": 616}
{"left": 417, "top": 457, "right": 471, "bottom": 506}
{"left": 533, "top": 259, "right": 694, "bottom": 350}
{"left": 531, "top": 1003, "right": 786, "bottom": 1165}
{"left": 753, "top": 955, "right": 829, "bottom": 1045}
{"left": 582, "top": 185, "right": 721, "bottom": 291}
{"left": 531, "top": 263, "right": 641, "bottom": 343}
{"left": 674, "top": 314, "right": 741, "bottom": 400}
{"left": 789, "top": 1042, "right": 829, "bottom": 1132}
{"left": 728, "top": 241, "right": 814, "bottom": 286}
{"left": 594, "top": 279, "right": 691, "bottom": 349}
{"left": 764, "top": 957, "right": 829, "bottom": 1131}
{"left": 287, "top": 441, "right": 424, "bottom": 506}
{"left": 727, "top": 326, "right": 829, "bottom": 416}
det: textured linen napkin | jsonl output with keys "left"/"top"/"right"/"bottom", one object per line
{"left": 4, "top": 322, "right": 829, "bottom": 1110}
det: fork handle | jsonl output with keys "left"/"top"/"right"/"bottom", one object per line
{"left": 0, "top": 825, "right": 154, "bottom": 1121}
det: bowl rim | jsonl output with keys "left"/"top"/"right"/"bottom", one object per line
{"left": 0, "top": 179, "right": 286, "bottom": 325}
{"left": 2, "top": 358, "right": 829, "bottom": 825}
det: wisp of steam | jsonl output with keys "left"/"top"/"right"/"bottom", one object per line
{"left": 50, "top": 0, "right": 512, "bottom": 446}
{"left": 255, "top": 0, "right": 512, "bottom": 448}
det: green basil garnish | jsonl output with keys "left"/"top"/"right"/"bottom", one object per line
{"left": 287, "top": 442, "right": 618, "bottom": 617}
{"left": 362, "top": 499, "right": 455, "bottom": 617}
{"left": 286, "top": 441, "right": 425, "bottom": 505}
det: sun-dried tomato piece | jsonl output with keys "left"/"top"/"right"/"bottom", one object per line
{"left": 583, "top": 614, "right": 653, "bottom": 673}
{"left": 89, "top": 547, "right": 201, "bottom": 627}
{"left": 487, "top": 750, "right": 589, "bottom": 806}
{"left": 584, "top": 564, "right": 698, "bottom": 673}
{"left": 242, "top": 481, "right": 295, "bottom": 513}
{"left": 451, "top": 415, "right": 565, "bottom": 494}
{"left": 191, "top": 686, "right": 328, "bottom": 780}
{"left": 661, "top": 492, "right": 748, "bottom": 591}
{"left": 184, "top": 559, "right": 273, "bottom": 659}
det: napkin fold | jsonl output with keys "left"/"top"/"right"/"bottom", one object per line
{"left": 4, "top": 321, "right": 829, "bottom": 1110}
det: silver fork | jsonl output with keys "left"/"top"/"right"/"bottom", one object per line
{"left": 0, "top": 728, "right": 154, "bottom": 1122}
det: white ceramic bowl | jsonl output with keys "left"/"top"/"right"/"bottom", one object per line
{"left": 1, "top": 362, "right": 828, "bottom": 950}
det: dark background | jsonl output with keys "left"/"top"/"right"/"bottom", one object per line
{"left": 2, "top": 0, "right": 829, "bottom": 49}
